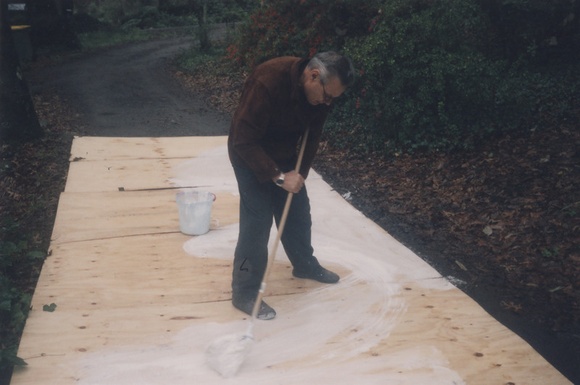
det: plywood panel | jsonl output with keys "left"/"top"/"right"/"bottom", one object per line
{"left": 64, "top": 158, "right": 183, "bottom": 192}
{"left": 69, "top": 136, "right": 227, "bottom": 161}
{"left": 13, "top": 301, "right": 245, "bottom": 385}
{"left": 36, "top": 233, "right": 331, "bottom": 309}
{"left": 12, "top": 136, "right": 571, "bottom": 385}
{"left": 50, "top": 190, "right": 239, "bottom": 244}
{"left": 65, "top": 136, "right": 237, "bottom": 193}
{"left": 14, "top": 233, "right": 349, "bottom": 385}
{"left": 65, "top": 155, "right": 237, "bottom": 193}
{"left": 374, "top": 283, "right": 564, "bottom": 385}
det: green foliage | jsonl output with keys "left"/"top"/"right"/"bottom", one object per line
{"left": 225, "top": 0, "right": 579, "bottom": 155}
{"left": 334, "top": 0, "right": 579, "bottom": 154}
{"left": 78, "top": 28, "right": 151, "bottom": 50}
{"left": 119, "top": 6, "right": 194, "bottom": 30}
{"left": 85, "top": 0, "right": 129, "bottom": 25}
{"left": 78, "top": 1, "right": 254, "bottom": 53}
{"left": 176, "top": 45, "right": 225, "bottom": 73}
{"left": 541, "top": 247, "right": 560, "bottom": 259}
{"left": 0, "top": 276, "right": 31, "bottom": 338}
{"left": 86, "top": 0, "right": 253, "bottom": 29}
{"left": 0, "top": 250, "right": 32, "bottom": 373}
{"left": 0, "top": 219, "right": 45, "bottom": 374}
{"left": 227, "top": 0, "right": 380, "bottom": 68}
{"left": 78, "top": 26, "right": 194, "bottom": 51}
{"left": 477, "top": 0, "right": 580, "bottom": 65}
{"left": 0, "top": 345, "right": 27, "bottom": 367}
{"left": 205, "top": 0, "right": 256, "bottom": 24}
{"left": 333, "top": 0, "right": 519, "bottom": 153}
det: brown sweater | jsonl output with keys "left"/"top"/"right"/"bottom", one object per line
{"left": 228, "top": 57, "right": 330, "bottom": 183}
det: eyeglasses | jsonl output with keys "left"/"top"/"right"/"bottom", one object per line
{"left": 320, "top": 81, "right": 334, "bottom": 104}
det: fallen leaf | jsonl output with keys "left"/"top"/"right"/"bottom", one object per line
{"left": 483, "top": 225, "right": 493, "bottom": 236}
{"left": 43, "top": 303, "right": 57, "bottom": 312}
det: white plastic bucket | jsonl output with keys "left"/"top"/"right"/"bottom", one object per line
{"left": 176, "top": 191, "right": 216, "bottom": 235}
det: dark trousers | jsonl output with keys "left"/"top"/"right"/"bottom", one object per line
{"left": 231, "top": 164, "right": 318, "bottom": 298}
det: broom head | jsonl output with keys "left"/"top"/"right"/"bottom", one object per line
{"left": 206, "top": 332, "right": 254, "bottom": 377}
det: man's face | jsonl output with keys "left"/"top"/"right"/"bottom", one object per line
{"left": 304, "top": 70, "right": 346, "bottom": 106}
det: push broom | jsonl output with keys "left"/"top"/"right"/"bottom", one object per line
{"left": 206, "top": 128, "right": 310, "bottom": 378}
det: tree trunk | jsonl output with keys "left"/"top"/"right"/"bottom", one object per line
{"left": 187, "top": 0, "right": 211, "bottom": 52}
{"left": 198, "top": 0, "right": 210, "bottom": 52}
{"left": 0, "top": 0, "right": 43, "bottom": 142}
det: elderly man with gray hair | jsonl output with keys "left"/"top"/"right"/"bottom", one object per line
{"left": 227, "top": 51, "right": 355, "bottom": 320}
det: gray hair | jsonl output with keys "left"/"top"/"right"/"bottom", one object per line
{"left": 307, "top": 51, "right": 355, "bottom": 87}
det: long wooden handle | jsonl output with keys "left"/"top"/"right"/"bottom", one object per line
{"left": 250, "top": 129, "right": 310, "bottom": 320}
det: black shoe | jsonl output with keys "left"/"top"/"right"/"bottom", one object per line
{"left": 292, "top": 265, "right": 340, "bottom": 284}
{"left": 232, "top": 295, "right": 276, "bottom": 320}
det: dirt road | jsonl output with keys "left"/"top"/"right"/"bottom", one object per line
{"left": 27, "top": 36, "right": 230, "bottom": 137}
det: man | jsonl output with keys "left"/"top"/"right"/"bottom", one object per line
{"left": 228, "top": 51, "right": 355, "bottom": 320}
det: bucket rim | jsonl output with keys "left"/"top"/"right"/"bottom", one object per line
{"left": 176, "top": 190, "right": 216, "bottom": 202}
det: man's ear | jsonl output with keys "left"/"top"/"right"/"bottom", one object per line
{"left": 310, "top": 69, "right": 320, "bottom": 81}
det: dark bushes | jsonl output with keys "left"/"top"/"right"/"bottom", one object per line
{"left": 227, "top": 0, "right": 579, "bottom": 155}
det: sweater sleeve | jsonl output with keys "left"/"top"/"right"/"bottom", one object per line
{"left": 230, "top": 79, "right": 281, "bottom": 182}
